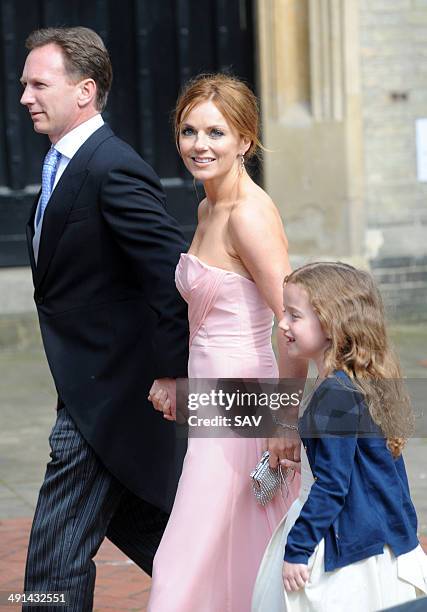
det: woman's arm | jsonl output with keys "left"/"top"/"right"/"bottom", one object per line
{"left": 229, "top": 199, "right": 307, "bottom": 464}
{"left": 228, "top": 197, "right": 307, "bottom": 376}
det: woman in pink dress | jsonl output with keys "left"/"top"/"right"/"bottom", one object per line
{"left": 147, "top": 74, "right": 307, "bottom": 612}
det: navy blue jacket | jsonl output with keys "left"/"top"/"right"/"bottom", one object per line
{"left": 284, "top": 371, "right": 419, "bottom": 571}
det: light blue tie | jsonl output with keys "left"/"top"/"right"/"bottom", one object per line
{"left": 36, "top": 146, "right": 61, "bottom": 227}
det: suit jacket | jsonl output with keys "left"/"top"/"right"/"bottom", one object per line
{"left": 26, "top": 124, "right": 189, "bottom": 513}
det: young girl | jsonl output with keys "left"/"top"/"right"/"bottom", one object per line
{"left": 252, "top": 261, "right": 427, "bottom": 611}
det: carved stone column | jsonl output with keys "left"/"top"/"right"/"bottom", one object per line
{"left": 256, "top": 0, "right": 365, "bottom": 259}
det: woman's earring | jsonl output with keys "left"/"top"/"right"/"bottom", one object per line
{"left": 240, "top": 154, "right": 245, "bottom": 174}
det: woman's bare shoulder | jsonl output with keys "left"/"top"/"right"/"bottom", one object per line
{"left": 230, "top": 186, "right": 282, "bottom": 226}
{"left": 228, "top": 185, "right": 288, "bottom": 253}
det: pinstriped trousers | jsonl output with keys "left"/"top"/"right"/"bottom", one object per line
{"left": 23, "top": 407, "right": 169, "bottom": 611}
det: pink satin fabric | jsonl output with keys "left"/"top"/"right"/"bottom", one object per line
{"left": 148, "top": 254, "right": 300, "bottom": 612}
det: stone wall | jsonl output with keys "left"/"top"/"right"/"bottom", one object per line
{"left": 360, "top": 0, "right": 427, "bottom": 319}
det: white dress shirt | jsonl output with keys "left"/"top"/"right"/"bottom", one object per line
{"left": 33, "top": 114, "right": 104, "bottom": 262}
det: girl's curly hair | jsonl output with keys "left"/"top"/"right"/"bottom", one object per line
{"left": 284, "top": 261, "right": 414, "bottom": 456}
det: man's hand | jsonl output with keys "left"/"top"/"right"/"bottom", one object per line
{"left": 283, "top": 561, "right": 309, "bottom": 592}
{"left": 267, "top": 429, "right": 301, "bottom": 468}
{"left": 148, "top": 378, "right": 176, "bottom": 421}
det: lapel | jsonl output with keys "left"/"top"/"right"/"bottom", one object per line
{"left": 32, "top": 124, "right": 114, "bottom": 290}
{"left": 26, "top": 191, "right": 40, "bottom": 285}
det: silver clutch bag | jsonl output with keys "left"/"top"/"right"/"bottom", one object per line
{"left": 250, "top": 450, "right": 290, "bottom": 506}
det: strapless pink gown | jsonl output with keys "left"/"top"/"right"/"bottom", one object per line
{"left": 148, "top": 254, "right": 299, "bottom": 612}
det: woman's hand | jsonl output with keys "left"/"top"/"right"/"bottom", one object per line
{"left": 282, "top": 561, "right": 309, "bottom": 592}
{"left": 267, "top": 431, "right": 301, "bottom": 468}
{"left": 148, "top": 378, "right": 176, "bottom": 421}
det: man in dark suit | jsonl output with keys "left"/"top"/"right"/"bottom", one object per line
{"left": 20, "top": 26, "right": 188, "bottom": 610}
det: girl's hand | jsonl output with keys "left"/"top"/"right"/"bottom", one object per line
{"left": 282, "top": 561, "right": 309, "bottom": 592}
{"left": 280, "top": 458, "right": 302, "bottom": 473}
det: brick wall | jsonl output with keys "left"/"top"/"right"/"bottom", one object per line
{"left": 360, "top": 0, "right": 427, "bottom": 320}
{"left": 371, "top": 255, "right": 427, "bottom": 321}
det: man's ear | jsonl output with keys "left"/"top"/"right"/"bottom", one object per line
{"left": 77, "top": 78, "right": 97, "bottom": 109}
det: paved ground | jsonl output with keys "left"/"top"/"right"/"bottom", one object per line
{"left": 0, "top": 312, "right": 426, "bottom": 610}
{"left": 0, "top": 518, "right": 150, "bottom": 611}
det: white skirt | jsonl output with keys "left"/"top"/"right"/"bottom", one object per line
{"left": 252, "top": 459, "right": 427, "bottom": 612}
